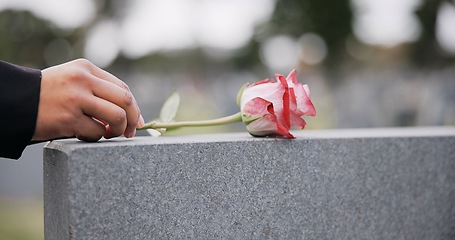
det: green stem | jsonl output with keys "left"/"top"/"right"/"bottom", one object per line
{"left": 138, "top": 112, "right": 242, "bottom": 130}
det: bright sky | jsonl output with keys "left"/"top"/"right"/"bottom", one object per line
{"left": 1, "top": 0, "right": 454, "bottom": 67}
{"left": 119, "top": 0, "right": 275, "bottom": 58}
{"left": 351, "top": 0, "right": 423, "bottom": 47}
{"left": 437, "top": 2, "right": 455, "bottom": 54}
{"left": 0, "top": 0, "right": 96, "bottom": 29}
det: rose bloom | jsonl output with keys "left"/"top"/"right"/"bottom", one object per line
{"left": 239, "top": 69, "right": 316, "bottom": 138}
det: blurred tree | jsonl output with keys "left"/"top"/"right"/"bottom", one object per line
{"left": 2, "top": 0, "right": 454, "bottom": 74}
{"left": 0, "top": 10, "right": 84, "bottom": 68}
{"left": 0, "top": 10, "right": 49, "bottom": 66}
{"left": 270, "top": 0, "right": 353, "bottom": 68}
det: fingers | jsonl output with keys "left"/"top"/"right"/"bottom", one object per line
{"left": 81, "top": 96, "right": 129, "bottom": 138}
{"left": 89, "top": 76, "right": 140, "bottom": 138}
{"left": 36, "top": 58, "right": 143, "bottom": 142}
{"left": 85, "top": 60, "right": 127, "bottom": 90}
{"left": 74, "top": 115, "right": 106, "bottom": 142}
{"left": 137, "top": 115, "right": 145, "bottom": 128}
{"left": 84, "top": 62, "right": 141, "bottom": 138}
{"left": 73, "top": 59, "right": 141, "bottom": 138}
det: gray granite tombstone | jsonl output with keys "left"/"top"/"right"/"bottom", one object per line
{"left": 44, "top": 127, "right": 455, "bottom": 239}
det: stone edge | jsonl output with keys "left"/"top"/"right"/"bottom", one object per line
{"left": 44, "top": 126, "right": 455, "bottom": 155}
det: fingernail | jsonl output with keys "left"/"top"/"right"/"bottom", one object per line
{"left": 123, "top": 129, "right": 132, "bottom": 138}
{"left": 137, "top": 114, "right": 145, "bottom": 128}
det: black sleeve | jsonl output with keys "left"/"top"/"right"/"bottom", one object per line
{"left": 0, "top": 60, "right": 41, "bottom": 159}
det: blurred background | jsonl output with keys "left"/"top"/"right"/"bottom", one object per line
{"left": 1, "top": 0, "right": 454, "bottom": 239}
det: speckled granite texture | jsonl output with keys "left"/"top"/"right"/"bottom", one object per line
{"left": 44, "top": 127, "right": 455, "bottom": 239}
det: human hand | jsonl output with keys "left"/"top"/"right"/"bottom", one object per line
{"left": 33, "top": 59, "right": 144, "bottom": 142}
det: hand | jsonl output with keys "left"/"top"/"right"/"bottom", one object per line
{"left": 33, "top": 59, "right": 144, "bottom": 142}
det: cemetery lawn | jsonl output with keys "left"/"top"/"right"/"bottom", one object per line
{"left": 0, "top": 198, "right": 43, "bottom": 240}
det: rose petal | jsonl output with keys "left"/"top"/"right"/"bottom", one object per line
{"left": 285, "top": 69, "right": 316, "bottom": 117}
{"left": 303, "top": 84, "right": 311, "bottom": 98}
{"left": 242, "top": 97, "right": 294, "bottom": 138}
{"left": 286, "top": 69, "right": 298, "bottom": 87}
{"left": 290, "top": 112, "right": 307, "bottom": 129}
{"left": 239, "top": 69, "right": 315, "bottom": 138}
{"left": 292, "top": 82, "right": 316, "bottom": 116}
{"left": 240, "top": 80, "right": 285, "bottom": 122}
{"left": 275, "top": 74, "right": 291, "bottom": 129}
{"left": 250, "top": 78, "right": 273, "bottom": 87}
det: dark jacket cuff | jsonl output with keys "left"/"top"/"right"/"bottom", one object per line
{"left": 0, "top": 61, "right": 41, "bottom": 159}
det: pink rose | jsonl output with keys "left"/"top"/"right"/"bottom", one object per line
{"left": 239, "top": 69, "right": 316, "bottom": 138}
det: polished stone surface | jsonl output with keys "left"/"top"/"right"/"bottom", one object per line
{"left": 44, "top": 127, "right": 455, "bottom": 239}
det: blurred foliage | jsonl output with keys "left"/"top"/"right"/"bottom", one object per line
{"left": 0, "top": 0, "right": 453, "bottom": 134}
{"left": 0, "top": 10, "right": 83, "bottom": 68}
{"left": 0, "top": 10, "right": 52, "bottom": 67}
{"left": 1, "top": 0, "right": 454, "bottom": 72}
{"left": 270, "top": 0, "right": 353, "bottom": 67}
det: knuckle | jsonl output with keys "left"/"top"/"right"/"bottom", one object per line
{"left": 123, "top": 91, "right": 134, "bottom": 106}
{"left": 63, "top": 69, "right": 89, "bottom": 86}
{"left": 60, "top": 112, "right": 78, "bottom": 129}
{"left": 67, "top": 68, "right": 84, "bottom": 80}
{"left": 74, "top": 58, "right": 93, "bottom": 68}
{"left": 113, "top": 109, "right": 127, "bottom": 125}
{"left": 120, "top": 81, "right": 130, "bottom": 91}
{"left": 67, "top": 91, "right": 85, "bottom": 104}
{"left": 72, "top": 58, "right": 97, "bottom": 75}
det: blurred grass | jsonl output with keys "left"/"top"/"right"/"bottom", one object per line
{"left": 0, "top": 198, "right": 43, "bottom": 240}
